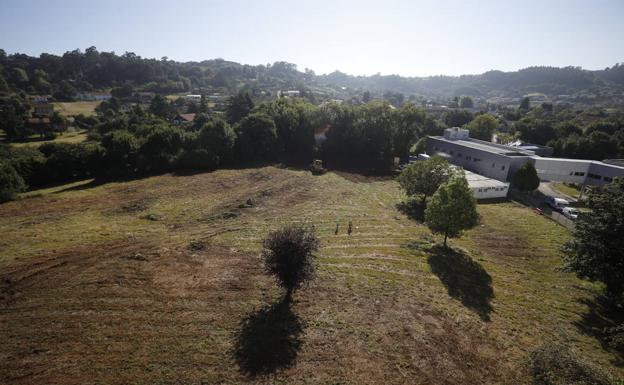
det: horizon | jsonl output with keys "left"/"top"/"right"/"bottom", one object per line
{"left": 1, "top": 0, "right": 623, "bottom": 77}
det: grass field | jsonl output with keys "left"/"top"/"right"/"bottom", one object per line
{"left": 0, "top": 167, "right": 621, "bottom": 384}
{"left": 552, "top": 182, "right": 583, "bottom": 199}
{"left": 53, "top": 101, "right": 101, "bottom": 116}
{"left": 8, "top": 129, "right": 89, "bottom": 148}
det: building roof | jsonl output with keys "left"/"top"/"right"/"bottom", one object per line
{"left": 177, "top": 113, "right": 196, "bottom": 122}
{"left": 464, "top": 170, "right": 509, "bottom": 189}
{"left": 430, "top": 135, "right": 534, "bottom": 156}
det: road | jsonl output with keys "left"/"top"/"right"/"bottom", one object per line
{"left": 538, "top": 182, "right": 577, "bottom": 202}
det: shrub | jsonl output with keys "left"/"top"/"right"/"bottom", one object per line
{"left": 261, "top": 225, "right": 320, "bottom": 299}
{"left": 0, "top": 145, "right": 47, "bottom": 187}
{"left": 0, "top": 160, "right": 26, "bottom": 202}
{"left": 176, "top": 149, "right": 219, "bottom": 170}
{"left": 529, "top": 343, "right": 613, "bottom": 385}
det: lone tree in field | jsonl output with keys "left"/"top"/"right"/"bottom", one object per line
{"left": 563, "top": 178, "right": 624, "bottom": 301}
{"left": 512, "top": 162, "right": 540, "bottom": 192}
{"left": 425, "top": 174, "right": 479, "bottom": 247}
{"left": 262, "top": 225, "right": 320, "bottom": 300}
{"left": 398, "top": 156, "right": 455, "bottom": 206}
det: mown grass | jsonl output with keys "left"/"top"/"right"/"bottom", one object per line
{"left": 552, "top": 182, "right": 582, "bottom": 199}
{"left": 53, "top": 101, "right": 101, "bottom": 116}
{"left": 8, "top": 129, "right": 89, "bottom": 148}
{"left": 0, "top": 166, "right": 621, "bottom": 384}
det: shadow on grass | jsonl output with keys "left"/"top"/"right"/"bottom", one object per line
{"left": 232, "top": 297, "right": 304, "bottom": 377}
{"left": 427, "top": 245, "right": 494, "bottom": 321}
{"left": 574, "top": 294, "right": 624, "bottom": 366}
{"left": 396, "top": 198, "right": 426, "bottom": 222}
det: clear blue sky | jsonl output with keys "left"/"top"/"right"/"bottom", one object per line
{"left": 1, "top": 0, "right": 622, "bottom": 77}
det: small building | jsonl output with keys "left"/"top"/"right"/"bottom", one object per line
{"left": 29, "top": 95, "right": 51, "bottom": 104}
{"left": 185, "top": 95, "right": 202, "bottom": 102}
{"left": 173, "top": 113, "right": 196, "bottom": 124}
{"left": 33, "top": 103, "right": 55, "bottom": 117}
{"left": 76, "top": 92, "right": 112, "bottom": 101}
{"left": 464, "top": 170, "right": 509, "bottom": 199}
{"left": 278, "top": 90, "right": 300, "bottom": 98}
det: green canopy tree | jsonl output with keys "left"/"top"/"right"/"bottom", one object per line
{"left": 512, "top": 162, "right": 540, "bottom": 192}
{"left": 465, "top": 113, "right": 499, "bottom": 141}
{"left": 563, "top": 178, "right": 624, "bottom": 300}
{"left": 425, "top": 174, "right": 479, "bottom": 247}
{"left": 235, "top": 112, "right": 278, "bottom": 162}
{"left": 226, "top": 92, "right": 254, "bottom": 124}
{"left": 0, "top": 160, "right": 27, "bottom": 203}
{"left": 459, "top": 96, "right": 474, "bottom": 109}
{"left": 398, "top": 156, "right": 455, "bottom": 206}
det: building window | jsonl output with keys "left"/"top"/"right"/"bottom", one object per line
{"left": 574, "top": 172, "right": 585, "bottom": 176}
{"left": 501, "top": 165, "right": 505, "bottom": 171}
{"left": 492, "top": 163, "right": 495, "bottom": 168}
{"left": 588, "top": 173, "right": 601, "bottom": 180}
{"left": 450, "top": 151, "right": 454, "bottom": 155}
{"left": 466, "top": 156, "right": 472, "bottom": 160}
{"left": 604, "top": 176, "right": 613, "bottom": 182}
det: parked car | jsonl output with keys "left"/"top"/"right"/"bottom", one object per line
{"left": 562, "top": 207, "right": 580, "bottom": 220}
{"left": 544, "top": 196, "right": 570, "bottom": 212}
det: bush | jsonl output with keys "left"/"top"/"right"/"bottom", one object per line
{"left": 41, "top": 142, "right": 105, "bottom": 181}
{"left": 0, "top": 145, "right": 47, "bottom": 187}
{"left": 0, "top": 160, "right": 26, "bottom": 202}
{"left": 529, "top": 343, "right": 613, "bottom": 385}
{"left": 101, "top": 130, "right": 140, "bottom": 175}
{"left": 261, "top": 224, "right": 320, "bottom": 299}
{"left": 176, "top": 149, "right": 219, "bottom": 170}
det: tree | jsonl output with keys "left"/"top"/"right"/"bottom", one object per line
{"left": 519, "top": 96, "right": 531, "bottom": 112}
{"left": 226, "top": 92, "right": 254, "bottom": 124}
{"left": 563, "top": 178, "right": 624, "bottom": 300}
{"left": 444, "top": 109, "right": 473, "bottom": 127}
{"left": 465, "top": 114, "right": 499, "bottom": 141}
{"left": 459, "top": 96, "right": 474, "bottom": 109}
{"left": 235, "top": 112, "right": 279, "bottom": 162}
{"left": 101, "top": 130, "right": 140, "bottom": 174}
{"left": 425, "top": 174, "right": 479, "bottom": 247}
{"left": 194, "top": 117, "right": 236, "bottom": 164}
{"left": 411, "top": 137, "right": 428, "bottom": 155}
{"left": 393, "top": 103, "right": 426, "bottom": 160}
{"left": 261, "top": 224, "right": 320, "bottom": 299}
{"left": 512, "top": 162, "right": 540, "bottom": 192}
{"left": 362, "top": 90, "right": 371, "bottom": 103}
{"left": 149, "top": 95, "right": 174, "bottom": 119}
{"left": 0, "top": 160, "right": 27, "bottom": 203}
{"left": 0, "top": 95, "right": 31, "bottom": 141}
{"left": 398, "top": 156, "right": 455, "bottom": 206}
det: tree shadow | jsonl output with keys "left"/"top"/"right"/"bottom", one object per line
{"left": 427, "top": 245, "right": 494, "bottom": 321}
{"left": 396, "top": 198, "right": 425, "bottom": 222}
{"left": 232, "top": 297, "right": 304, "bottom": 377}
{"left": 574, "top": 294, "right": 624, "bottom": 366}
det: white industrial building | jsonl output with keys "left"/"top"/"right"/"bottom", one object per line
{"left": 427, "top": 128, "right": 624, "bottom": 190}
{"left": 464, "top": 170, "right": 509, "bottom": 199}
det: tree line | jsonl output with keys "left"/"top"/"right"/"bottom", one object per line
{"left": 0, "top": 96, "right": 434, "bottom": 202}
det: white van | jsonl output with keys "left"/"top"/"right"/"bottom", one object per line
{"left": 545, "top": 196, "right": 570, "bottom": 212}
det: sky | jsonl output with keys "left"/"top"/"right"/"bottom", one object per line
{"left": 0, "top": 0, "right": 623, "bottom": 77}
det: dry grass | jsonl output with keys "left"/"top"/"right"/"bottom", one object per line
{"left": 53, "top": 101, "right": 101, "bottom": 117}
{"left": 0, "top": 166, "right": 622, "bottom": 384}
{"left": 9, "top": 129, "right": 89, "bottom": 148}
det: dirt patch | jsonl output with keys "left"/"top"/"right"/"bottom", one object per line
{"left": 471, "top": 223, "right": 545, "bottom": 259}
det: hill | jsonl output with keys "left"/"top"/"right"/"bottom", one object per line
{"left": 1, "top": 47, "right": 623, "bottom": 106}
